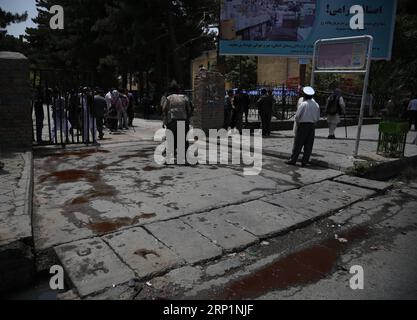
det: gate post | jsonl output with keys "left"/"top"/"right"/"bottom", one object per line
{"left": 0, "top": 52, "right": 32, "bottom": 152}
{"left": 192, "top": 70, "right": 225, "bottom": 134}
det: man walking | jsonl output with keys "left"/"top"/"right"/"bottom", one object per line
{"left": 224, "top": 89, "right": 234, "bottom": 130}
{"left": 325, "top": 88, "right": 346, "bottom": 139}
{"left": 257, "top": 89, "right": 274, "bottom": 137}
{"left": 408, "top": 94, "right": 417, "bottom": 131}
{"left": 286, "top": 87, "right": 320, "bottom": 167}
{"left": 162, "top": 84, "right": 194, "bottom": 162}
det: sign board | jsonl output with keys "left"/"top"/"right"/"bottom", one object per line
{"left": 314, "top": 36, "right": 371, "bottom": 71}
{"left": 310, "top": 35, "right": 373, "bottom": 157}
{"left": 220, "top": 0, "right": 397, "bottom": 60}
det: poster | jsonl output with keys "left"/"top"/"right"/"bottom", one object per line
{"left": 220, "top": 0, "right": 397, "bottom": 60}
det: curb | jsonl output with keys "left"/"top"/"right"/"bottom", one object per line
{"left": 0, "top": 152, "right": 35, "bottom": 294}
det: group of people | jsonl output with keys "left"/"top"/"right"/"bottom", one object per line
{"left": 224, "top": 88, "right": 251, "bottom": 134}
{"left": 224, "top": 88, "right": 274, "bottom": 136}
{"left": 33, "top": 87, "right": 136, "bottom": 145}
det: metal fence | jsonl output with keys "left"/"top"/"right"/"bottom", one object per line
{"left": 31, "top": 69, "right": 98, "bottom": 146}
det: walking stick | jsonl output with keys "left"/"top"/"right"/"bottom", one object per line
{"left": 344, "top": 112, "right": 348, "bottom": 139}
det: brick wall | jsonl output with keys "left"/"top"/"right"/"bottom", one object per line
{"left": 192, "top": 70, "right": 225, "bottom": 134}
{"left": 0, "top": 52, "right": 32, "bottom": 152}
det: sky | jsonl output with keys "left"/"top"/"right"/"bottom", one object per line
{"left": 1, "top": 0, "right": 37, "bottom": 37}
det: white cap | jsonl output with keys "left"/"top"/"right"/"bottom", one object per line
{"left": 303, "top": 86, "right": 315, "bottom": 96}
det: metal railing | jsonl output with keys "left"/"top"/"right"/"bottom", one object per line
{"left": 31, "top": 69, "right": 98, "bottom": 146}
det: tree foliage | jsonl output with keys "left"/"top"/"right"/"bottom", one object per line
{"left": 0, "top": 8, "right": 28, "bottom": 29}
{"left": 0, "top": 7, "right": 28, "bottom": 51}
{"left": 370, "top": 0, "right": 417, "bottom": 105}
{"left": 25, "top": 0, "right": 218, "bottom": 92}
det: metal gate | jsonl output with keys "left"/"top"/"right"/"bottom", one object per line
{"left": 31, "top": 69, "right": 98, "bottom": 147}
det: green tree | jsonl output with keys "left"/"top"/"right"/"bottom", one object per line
{"left": 370, "top": 0, "right": 417, "bottom": 107}
{"left": 225, "top": 56, "right": 257, "bottom": 89}
{"left": 0, "top": 8, "right": 28, "bottom": 29}
{"left": 26, "top": 0, "right": 218, "bottom": 92}
{"left": 0, "top": 7, "right": 28, "bottom": 51}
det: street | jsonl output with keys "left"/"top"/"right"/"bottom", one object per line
{"left": 22, "top": 121, "right": 417, "bottom": 300}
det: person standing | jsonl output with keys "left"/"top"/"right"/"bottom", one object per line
{"left": 34, "top": 86, "right": 44, "bottom": 143}
{"left": 80, "top": 87, "right": 97, "bottom": 143}
{"left": 127, "top": 90, "right": 135, "bottom": 127}
{"left": 286, "top": 87, "right": 320, "bottom": 167}
{"left": 231, "top": 88, "right": 244, "bottom": 134}
{"left": 162, "top": 84, "right": 194, "bottom": 161}
{"left": 52, "top": 89, "right": 69, "bottom": 144}
{"left": 109, "top": 90, "right": 122, "bottom": 133}
{"left": 119, "top": 89, "right": 130, "bottom": 130}
{"left": 224, "top": 89, "right": 234, "bottom": 130}
{"left": 92, "top": 89, "right": 107, "bottom": 140}
{"left": 257, "top": 89, "right": 274, "bottom": 137}
{"left": 241, "top": 89, "right": 251, "bottom": 125}
{"left": 325, "top": 88, "right": 346, "bottom": 139}
{"left": 408, "top": 94, "right": 417, "bottom": 131}
{"left": 68, "top": 89, "right": 81, "bottom": 133}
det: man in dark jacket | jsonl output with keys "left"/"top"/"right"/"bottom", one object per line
{"left": 257, "top": 89, "right": 274, "bottom": 137}
{"left": 241, "top": 89, "right": 251, "bottom": 124}
{"left": 224, "top": 89, "right": 234, "bottom": 130}
{"left": 34, "top": 86, "right": 45, "bottom": 143}
{"left": 231, "top": 88, "right": 245, "bottom": 134}
{"left": 92, "top": 88, "right": 107, "bottom": 140}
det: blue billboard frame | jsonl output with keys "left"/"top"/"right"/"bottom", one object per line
{"left": 219, "top": 0, "right": 397, "bottom": 60}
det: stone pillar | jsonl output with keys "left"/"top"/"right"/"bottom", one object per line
{"left": 192, "top": 70, "right": 225, "bottom": 134}
{"left": 0, "top": 52, "right": 32, "bottom": 152}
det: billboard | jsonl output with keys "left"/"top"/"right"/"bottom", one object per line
{"left": 220, "top": 0, "right": 397, "bottom": 60}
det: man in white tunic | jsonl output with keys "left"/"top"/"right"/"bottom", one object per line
{"left": 286, "top": 87, "right": 320, "bottom": 167}
{"left": 325, "top": 88, "right": 346, "bottom": 139}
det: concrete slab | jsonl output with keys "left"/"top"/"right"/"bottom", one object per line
{"left": 103, "top": 227, "right": 183, "bottom": 280}
{"left": 0, "top": 152, "right": 33, "bottom": 246}
{"left": 209, "top": 200, "right": 308, "bottom": 239}
{"left": 264, "top": 180, "right": 376, "bottom": 221}
{"left": 334, "top": 175, "right": 393, "bottom": 192}
{"left": 181, "top": 213, "right": 259, "bottom": 252}
{"left": 261, "top": 156, "right": 342, "bottom": 186}
{"left": 146, "top": 220, "right": 223, "bottom": 265}
{"left": 33, "top": 144, "right": 293, "bottom": 251}
{"left": 205, "top": 256, "right": 244, "bottom": 277}
{"left": 119, "top": 173, "right": 289, "bottom": 222}
{"left": 0, "top": 152, "right": 34, "bottom": 294}
{"left": 151, "top": 266, "right": 204, "bottom": 291}
{"left": 55, "top": 237, "right": 135, "bottom": 297}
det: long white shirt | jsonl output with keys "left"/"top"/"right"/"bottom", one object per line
{"left": 295, "top": 99, "right": 320, "bottom": 124}
{"left": 105, "top": 91, "right": 113, "bottom": 110}
{"left": 408, "top": 99, "right": 417, "bottom": 111}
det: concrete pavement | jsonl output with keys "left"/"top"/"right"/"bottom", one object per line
{"left": 0, "top": 152, "right": 34, "bottom": 294}
{"left": 31, "top": 131, "right": 398, "bottom": 298}
{"left": 5, "top": 118, "right": 417, "bottom": 299}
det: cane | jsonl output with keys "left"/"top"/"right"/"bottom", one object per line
{"left": 344, "top": 112, "right": 348, "bottom": 139}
